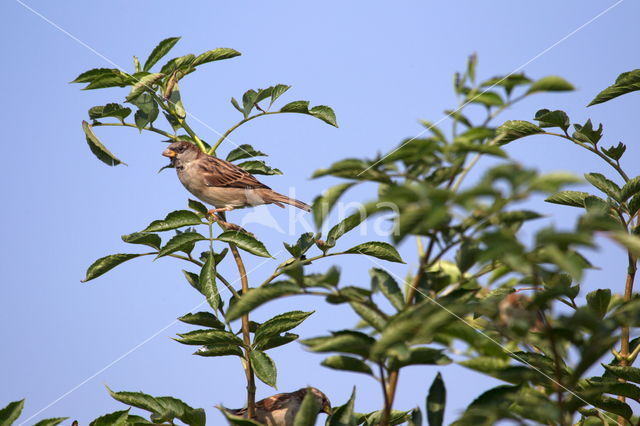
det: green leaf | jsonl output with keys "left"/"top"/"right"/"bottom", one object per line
{"left": 270, "top": 84, "right": 291, "bottom": 106}
{"left": 426, "top": 373, "right": 445, "bottom": 426}
{"left": 79, "top": 70, "right": 133, "bottom": 90}
{"left": 143, "top": 210, "right": 204, "bottom": 232}
{"left": 526, "top": 76, "right": 575, "bottom": 94}
{"left": 175, "top": 329, "right": 243, "bottom": 346}
{"left": 281, "top": 100, "right": 309, "bottom": 113}
{"left": 293, "top": 388, "right": 321, "bottom": 426}
{"left": 589, "top": 69, "right": 640, "bottom": 106}
{"left": 188, "top": 199, "right": 208, "bottom": 215}
{"left": 226, "top": 282, "right": 301, "bottom": 321}
{"left": 71, "top": 68, "right": 119, "bottom": 84}
{"left": 82, "top": 120, "right": 125, "bottom": 166}
{"left": 126, "top": 73, "right": 165, "bottom": 102}
{"left": 250, "top": 350, "right": 277, "bottom": 388}
{"left": 0, "top": 400, "right": 24, "bottom": 426}
{"left": 610, "top": 232, "right": 640, "bottom": 257}
{"left": 312, "top": 183, "right": 357, "bottom": 229}
{"left": 143, "top": 37, "right": 181, "bottom": 72}
{"left": 225, "top": 144, "right": 267, "bottom": 162}
{"left": 108, "top": 389, "right": 205, "bottom": 426}
{"left": 466, "top": 91, "right": 503, "bottom": 107}
{"left": 350, "top": 301, "right": 387, "bottom": 331}
{"left": 584, "top": 172, "right": 620, "bottom": 201}
{"left": 160, "top": 54, "right": 196, "bottom": 75}
{"left": 327, "top": 213, "right": 365, "bottom": 245}
{"left": 254, "top": 311, "right": 313, "bottom": 347}
{"left": 312, "top": 158, "right": 392, "bottom": 183}
{"left": 82, "top": 253, "right": 145, "bottom": 282}
{"left": 33, "top": 417, "right": 70, "bottom": 426}
{"left": 89, "top": 410, "right": 129, "bottom": 426}
{"left": 586, "top": 289, "right": 611, "bottom": 319}
{"left": 301, "top": 330, "right": 374, "bottom": 358}
{"left": 496, "top": 120, "right": 543, "bottom": 145}
{"left": 345, "top": 242, "right": 404, "bottom": 263}
{"left": 178, "top": 312, "right": 225, "bottom": 329}
{"left": 216, "top": 231, "right": 271, "bottom": 258}
{"left": 370, "top": 268, "right": 405, "bottom": 311}
{"left": 220, "top": 409, "right": 263, "bottom": 425}
{"left": 156, "top": 232, "right": 206, "bottom": 258}
{"left": 388, "top": 347, "right": 452, "bottom": 370}
{"left": 121, "top": 232, "right": 161, "bottom": 250}
{"left": 533, "top": 109, "right": 570, "bottom": 131}
{"left": 194, "top": 344, "right": 243, "bottom": 357}
{"left": 257, "top": 332, "right": 300, "bottom": 351}
{"left": 199, "top": 253, "right": 220, "bottom": 311}
{"left": 621, "top": 176, "right": 640, "bottom": 201}
{"left": 89, "top": 103, "right": 132, "bottom": 122}
{"left": 284, "top": 232, "right": 316, "bottom": 258}
{"left": 545, "top": 191, "right": 590, "bottom": 208}
{"left": 309, "top": 105, "right": 338, "bottom": 127}
{"left": 573, "top": 119, "right": 603, "bottom": 145}
{"left": 192, "top": 48, "right": 241, "bottom": 67}
{"left": 130, "top": 93, "right": 159, "bottom": 130}
{"left": 603, "top": 364, "right": 640, "bottom": 385}
{"left": 602, "top": 142, "right": 626, "bottom": 161}
{"left": 321, "top": 355, "right": 373, "bottom": 376}
{"left": 328, "top": 387, "right": 356, "bottom": 426}
{"left": 237, "top": 160, "right": 282, "bottom": 175}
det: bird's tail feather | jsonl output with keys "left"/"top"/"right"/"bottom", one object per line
{"left": 264, "top": 191, "right": 311, "bottom": 212}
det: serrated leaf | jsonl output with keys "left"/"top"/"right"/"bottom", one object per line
{"left": 143, "top": 37, "right": 181, "bottom": 72}
{"left": 589, "top": 69, "right": 640, "bottom": 106}
{"left": 108, "top": 389, "right": 206, "bottom": 426}
{"left": 254, "top": 311, "right": 313, "bottom": 347}
{"left": 194, "top": 344, "right": 243, "bottom": 357}
{"left": 80, "top": 70, "right": 133, "bottom": 90}
{"left": 309, "top": 105, "right": 338, "bottom": 127}
{"left": 219, "top": 409, "right": 263, "bottom": 425}
{"left": 370, "top": 268, "right": 405, "bottom": 311}
{"left": 250, "top": 350, "right": 277, "bottom": 388}
{"left": 573, "top": 119, "right": 603, "bottom": 145}
{"left": 226, "top": 282, "right": 301, "bottom": 321}
{"left": 71, "top": 68, "right": 118, "bottom": 84}
{"left": 178, "top": 312, "right": 225, "bottom": 329}
{"left": 533, "top": 109, "right": 570, "bottom": 131}
{"left": 526, "top": 76, "right": 575, "bottom": 94}
{"left": 89, "top": 103, "right": 132, "bottom": 122}
{"left": 466, "top": 90, "right": 503, "bottom": 107}
{"left": 312, "top": 183, "right": 357, "bottom": 229}
{"left": 280, "top": 100, "right": 309, "bottom": 113}
{"left": 0, "top": 399, "right": 24, "bottom": 426}
{"left": 160, "top": 54, "right": 195, "bottom": 75}
{"left": 496, "top": 120, "right": 543, "bottom": 145}
{"left": 284, "top": 232, "right": 316, "bottom": 258}
{"left": 89, "top": 410, "right": 129, "bottom": 426}
{"left": 82, "top": 120, "right": 125, "bottom": 166}
{"left": 270, "top": 84, "right": 291, "bottom": 107}
{"left": 350, "top": 301, "right": 386, "bottom": 331}
{"left": 602, "top": 142, "right": 626, "bottom": 161}
{"left": 584, "top": 172, "right": 621, "bottom": 201}
{"left": 328, "top": 387, "right": 356, "bottom": 426}
{"left": 621, "top": 176, "right": 640, "bottom": 201}
{"left": 156, "top": 232, "right": 206, "bottom": 258}
{"left": 426, "top": 373, "right": 445, "bottom": 426}
{"left": 327, "top": 213, "right": 365, "bottom": 245}
{"left": 301, "top": 330, "right": 374, "bottom": 358}
{"left": 143, "top": 210, "right": 204, "bottom": 232}
{"left": 225, "top": 144, "right": 267, "bottom": 162}
{"left": 257, "top": 332, "right": 299, "bottom": 351}
{"left": 545, "top": 191, "right": 590, "bottom": 208}
{"left": 82, "top": 253, "right": 145, "bottom": 282}
{"left": 216, "top": 231, "right": 271, "bottom": 258}
{"left": 199, "top": 252, "right": 220, "bottom": 311}
{"left": 321, "top": 355, "right": 373, "bottom": 376}
{"left": 121, "top": 232, "right": 161, "bottom": 250}
{"left": 188, "top": 199, "right": 208, "bottom": 215}
{"left": 192, "top": 48, "right": 241, "bottom": 67}
{"left": 237, "top": 160, "right": 282, "bottom": 175}
{"left": 388, "top": 347, "right": 452, "bottom": 370}
{"left": 175, "top": 329, "right": 243, "bottom": 346}
{"left": 345, "top": 242, "right": 404, "bottom": 263}
{"left": 126, "top": 73, "right": 165, "bottom": 102}
{"left": 586, "top": 289, "right": 611, "bottom": 319}
{"left": 33, "top": 417, "right": 70, "bottom": 426}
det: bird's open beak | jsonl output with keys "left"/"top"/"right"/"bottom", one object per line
{"left": 162, "top": 149, "right": 176, "bottom": 158}
{"left": 322, "top": 402, "right": 332, "bottom": 415}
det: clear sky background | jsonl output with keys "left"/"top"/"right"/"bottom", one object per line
{"left": 2, "top": 1, "right": 639, "bottom": 424}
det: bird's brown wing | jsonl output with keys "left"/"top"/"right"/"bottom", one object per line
{"left": 258, "top": 392, "right": 295, "bottom": 411}
{"left": 198, "top": 156, "right": 270, "bottom": 189}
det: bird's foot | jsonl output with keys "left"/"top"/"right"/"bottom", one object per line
{"left": 208, "top": 213, "right": 253, "bottom": 236}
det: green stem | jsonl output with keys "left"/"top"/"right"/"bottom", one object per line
{"left": 179, "top": 119, "right": 207, "bottom": 153}
{"left": 209, "top": 111, "right": 283, "bottom": 155}
{"left": 92, "top": 122, "right": 177, "bottom": 140}
{"left": 259, "top": 252, "right": 346, "bottom": 287}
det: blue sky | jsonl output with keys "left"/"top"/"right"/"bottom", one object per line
{"left": 2, "top": 1, "right": 639, "bottom": 424}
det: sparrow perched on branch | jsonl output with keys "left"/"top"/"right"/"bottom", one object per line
{"left": 224, "top": 387, "right": 331, "bottom": 426}
{"left": 162, "top": 141, "right": 311, "bottom": 215}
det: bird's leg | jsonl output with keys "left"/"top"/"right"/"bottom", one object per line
{"left": 207, "top": 206, "right": 234, "bottom": 214}
{"left": 207, "top": 210, "right": 253, "bottom": 236}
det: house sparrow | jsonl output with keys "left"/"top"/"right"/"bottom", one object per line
{"left": 162, "top": 141, "right": 311, "bottom": 214}
{"left": 225, "top": 387, "right": 331, "bottom": 426}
